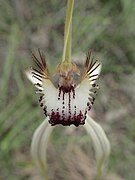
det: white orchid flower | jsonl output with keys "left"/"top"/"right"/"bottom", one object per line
{"left": 26, "top": 49, "right": 110, "bottom": 179}
{"left": 26, "top": 0, "right": 111, "bottom": 179}
{"left": 29, "top": 49, "right": 101, "bottom": 127}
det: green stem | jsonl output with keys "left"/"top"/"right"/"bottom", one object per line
{"left": 62, "top": 0, "right": 74, "bottom": 63}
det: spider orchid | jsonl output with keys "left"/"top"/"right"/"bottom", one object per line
{"left": 30, "top": 49, "right": 101, "bottom": 127}
{"left": 26, "top": 0, "right": 110, "bottom": 179}
{"left": 26, "top": 50, "right": 110, "bottom": 179}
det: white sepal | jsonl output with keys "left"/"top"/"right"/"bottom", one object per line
{"left": 84, "top": 114, "right": 111, "bottom": 179}
{"left": 31, "top": 117, "right": 54, "bottom": 178}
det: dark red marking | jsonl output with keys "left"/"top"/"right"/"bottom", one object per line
{"left": 48, "top": 110, "right": 86, "bottom": 127}
{"left": 58, "top": 85, "right": 75, "bottom": 94}
{"left": 43, "top": 106, "right": 47, "bottom": 116}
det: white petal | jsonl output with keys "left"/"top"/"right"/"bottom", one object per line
{"left": 31, "top": 117, "right": 54, "bottom": 173}
{"left": 84, "top": 114, "right": 111, "bottom": 178}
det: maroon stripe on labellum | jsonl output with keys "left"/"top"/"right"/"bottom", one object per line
{"left": 89, "top": 60, "right": 98, "bottom": 71}
{"left": 89, "top": 63, "right": 100, "bottom": 75}
{"left": 89, "top": 74, "right": 98, "bottom": 78}
{"left": 32, "top": 71, "right": 43, "bottom": 79}
{"left": 32, "top": 75, "right": 42, "bottom": 82}
{"left": 36, "top": 83, "right": 42, "bottom": 87}
{"left": 32, "top": 67, "right": 44, "bottom": 76}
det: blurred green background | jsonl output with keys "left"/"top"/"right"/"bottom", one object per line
{"left": 0, "top": 0, "right": 135, "bottom": 179}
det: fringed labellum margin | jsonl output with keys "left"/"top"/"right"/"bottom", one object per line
{"left": 32, "top": 49, "right": 101, "bottom": 127}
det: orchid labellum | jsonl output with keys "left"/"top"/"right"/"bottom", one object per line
{"left": 31, "top": 49, "right": 101, "bottom": 127}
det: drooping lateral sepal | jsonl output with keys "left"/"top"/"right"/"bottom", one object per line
{"left": 84, "top": 115, "right": 111, "bottom": 179}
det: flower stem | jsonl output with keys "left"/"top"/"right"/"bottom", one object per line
{"left": 62, "top": 0, "right": 74, "bottom": 63}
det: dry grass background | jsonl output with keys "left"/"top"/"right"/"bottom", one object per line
{"left": 0, "top": 0, "right": 135, "bottom": 179}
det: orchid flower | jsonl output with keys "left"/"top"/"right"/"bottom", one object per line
{"left": 26, "top": 0, "right": 110, "bottom": 179}
{"left": 30, "top": 48, "right": 101, "bottom": 127}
